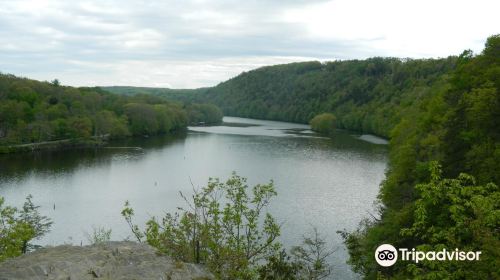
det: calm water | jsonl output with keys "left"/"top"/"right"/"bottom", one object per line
{"left": 0, "top": 117, "right": 387, "bottom": 279}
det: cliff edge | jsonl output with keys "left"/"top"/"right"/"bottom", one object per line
{"left": 0, "top": 241, "right": 213, "bottom": 280}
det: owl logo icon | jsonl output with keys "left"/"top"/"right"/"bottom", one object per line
{"left": 375, "top": 244, "right": 398, "bottom": 266}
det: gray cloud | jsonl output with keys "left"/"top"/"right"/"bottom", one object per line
{"left": 0, "top": 0, "right": 497, "bottom": 88}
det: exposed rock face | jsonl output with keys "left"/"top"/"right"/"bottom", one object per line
{"left": 0, "top": 241, "right": 213, "bottom": 280}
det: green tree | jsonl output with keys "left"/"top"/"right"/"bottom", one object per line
{"left": 309, "top": 113, "right": 336, "bottom": 135}
{"left": 67, "top": 117, "right": 92, "bottom": 138}
{"left": 124, "top": 103, "right": 159, "bottom": 136}
{"left": 18, "top": 195, "right": 53, "bottom": 253}
{"left": 258, "top": 249, "right": 303, "bottom": 280}
{"left": 122, "top": 174, "right": 336, "bottom": 279}
{"left": 122, "top": 173, "right": 281, "bottom": 279}
{"left": 397, "top": 162, "right": 499, "bottom": 279}
{"left": 291, "top": 228, "right": 334, "bottom": 280}
{"left": 94, "top": 110, "right": 130, "bottom": 138}
{"left": 187, "top": 103, "right": 223, "bottom": 125}
{"left": 0, "top": 195, "right": 52, "bottom": 261}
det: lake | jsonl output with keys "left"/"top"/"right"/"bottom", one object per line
{"left": 0, "top": 117, "right": 387, "bottom": 279}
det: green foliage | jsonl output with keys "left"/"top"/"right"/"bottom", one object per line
{"left": 101, "top": 86, "right": 208, "bottom": 98}
{"left": 124, "top": 103, "right": 160, "bottom": 136}
{"left": 0, "top": 195, "right": 52, "bottom": 261}
{"left": 258, "top": 249, "right": 303, "bottom": 280}
{"left": 94, "top": 110, "right": 130, "bottom": 138}
{"left": 101, "top": 87, "right": 223, "bottom": 125}
{"left": 342, "top": 35, "right": 500, "bottom": 279}
{"left": 0, "top": 75, "right": 216, "bottom": 148}
{"left": 258, "top": 229, "right": 334, "bottom": 280}
{"left": 67, "top": 117, "right": 93, "bottom": 138}
{"left": 396, "top": 162, "right": 499, "bottom": 279}
{"left": 123, "top": 102, "right": 189, "bottom": 136}
{"left": 290, "top": 228, "right": 334, "bottom": 280}
{"left": 159, "top": 58, "right": 456, "bottom": 138}
{"left": 309, "top": 113, "right": 336, "bottom": 135}
{"left": 122, "top": 173, "right": 281, "bottom": 279}
{"left": 122, "top": 174, "right": 335, "bottom": 279}
{"left": 186, "top": 103, "right": 223, "bottom": 125}
{"left": 121, "top": 201, "right": 144, "bottom": 242}
{"left": 85, "top": 226, "right": 112, "bottom": 245}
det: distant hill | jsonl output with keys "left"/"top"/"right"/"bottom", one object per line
{"left": 101, "top": 86, "right": 208, "bottom": 101}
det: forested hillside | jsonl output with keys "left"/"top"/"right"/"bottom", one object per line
{"left": 195, "top": 57, "right": 456, "bottom": 137}
{"left": 341, "top": 35, "right": 500, "bottom": 279}
{"left": 0, "top": 75, "right": 221, "bottom": 150}
{"left": 106, "top": 57, "right": 457, "bottom": 138}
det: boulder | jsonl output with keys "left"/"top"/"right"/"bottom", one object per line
{"left": 0, "top": 241, "right": 213, "bottom": 280}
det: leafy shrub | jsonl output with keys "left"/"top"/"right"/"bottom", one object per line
{"left": 0, "top": 195, "right": 52, "bottom": 261}
{"left": 310, "top": 113, "right": 336, "bottom": 135}
{"left": 122, "top": 173, "right": 335, "bottom": 279}
{"left": 85, "top": 226, "right": 112, "bottom": 245}
{"left": 122, "top": 173, "right": 281, "bottom": 279}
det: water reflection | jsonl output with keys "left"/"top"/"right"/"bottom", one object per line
{"left": 0, "top": 133, "right": 186, "bottom": 184}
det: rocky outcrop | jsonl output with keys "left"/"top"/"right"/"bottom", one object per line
{"left": 0, "top": 241, "right": 213, "bottom": 280}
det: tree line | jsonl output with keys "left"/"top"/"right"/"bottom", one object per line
{"left": 0, "top": 75, "right": 222, "bottom": 149}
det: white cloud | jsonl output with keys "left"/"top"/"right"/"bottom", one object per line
{"left": 283, "top": 0, "right": 500, "bottom": 57}
{"left": 0, "top": 0, "right": 498, "bottom": 88}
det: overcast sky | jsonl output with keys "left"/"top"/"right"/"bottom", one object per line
{"left": 0, "top": 0, "right": 498, "bottom": 88}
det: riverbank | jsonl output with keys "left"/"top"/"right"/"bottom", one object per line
{"left": 0, "top": 137, "right": 108, "bottom": 154}
{"left": 0, "top": 129, "right": 188, "bottom": 155}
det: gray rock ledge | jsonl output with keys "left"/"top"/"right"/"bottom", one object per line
{"left": 0, "top": 241, "right": 213, "bottom": 280}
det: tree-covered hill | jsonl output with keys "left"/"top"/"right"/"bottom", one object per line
{"left": 102, "top": 86, "right": 208, "bottom": 98}
{"left": 102, "top": 57, "right": 458, "bottom": 138}
{"left": 0, "top": 75, "right": 221, "bottom": 150}
{"left": 103, "top": 58, "right": 458, "bottom": 139}
{"left": 341, "top": 35, "right": 500, "bottom": 279}
{"left": 192, "top": 57, "right": 456, "bottom": 138}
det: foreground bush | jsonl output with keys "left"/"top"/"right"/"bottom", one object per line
{"left": 122, "top": 173, "right": 334, "bottom": 279}
{"left": 342, "top": 163, "right": 500, "bottom": 279}
{"left": 0, "top": 195, "right": 52, "bottom": 261}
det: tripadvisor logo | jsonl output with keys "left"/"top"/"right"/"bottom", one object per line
{"left": 375, "top": 244, "right": 482, "bottom": 267}
{"left": 375, "top": 244, "right": 398, "bottom": 267}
